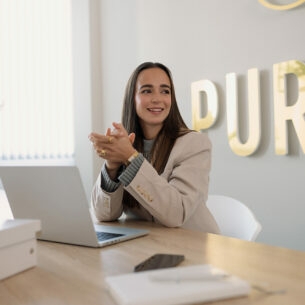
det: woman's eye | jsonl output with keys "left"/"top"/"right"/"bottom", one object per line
{"left": 141, "top": 89, "right": 152, "bottom": 94}
{"left": 162, "top": 89, "right": 171, "bottom": 94}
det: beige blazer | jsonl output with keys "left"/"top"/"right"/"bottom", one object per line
{"left": 91, "top": 131, "right": 220, "bottom": 234}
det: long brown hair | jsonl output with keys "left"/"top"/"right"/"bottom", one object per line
{"left": 122, "top": 62, "right": 190, "bottom": 174}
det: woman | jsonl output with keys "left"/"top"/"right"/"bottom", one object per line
{"left": 89, "top": 62, "right": 219, "bottom": 233}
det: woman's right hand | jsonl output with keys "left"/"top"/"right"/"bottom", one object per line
{"left": 89, "top": 122, "right": 136, "bottom": 171}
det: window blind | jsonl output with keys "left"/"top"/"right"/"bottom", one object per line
{"left": 0, "top": 0, "right": 74, "bottom": 162}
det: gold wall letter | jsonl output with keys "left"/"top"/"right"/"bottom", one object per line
{"left": 273, "top": 60, "right": 305, "bottom": 155}
{"left": 191, "top": 80, "right": 218, "bottom": 131}
{"left": 258, "top": 0, "right": 305, "bottom": 11}
{"left": 226, "top": 69, "right": 261, "bottom": 156}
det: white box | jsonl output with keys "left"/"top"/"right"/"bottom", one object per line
{"left": 0, "top": 218, "right": 41, "bottom": 280}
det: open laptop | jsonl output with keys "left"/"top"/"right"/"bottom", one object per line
{"left": 0, "top": 165, "right": 149, "bottom": 247}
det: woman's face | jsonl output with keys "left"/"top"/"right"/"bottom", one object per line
{"left": 134, "top": 67, "right": 172, "bottom": 139}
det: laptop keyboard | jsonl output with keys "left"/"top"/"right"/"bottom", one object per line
{"left": 96, "top": 231, "right": 124, "bottom": 241}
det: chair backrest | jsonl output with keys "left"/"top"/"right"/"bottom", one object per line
{"left": 206, "top": 195, "right": 262, "bottom": 241}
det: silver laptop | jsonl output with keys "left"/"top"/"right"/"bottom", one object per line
{"left": 0, "top": 165, "right": 149, "bottom": 247}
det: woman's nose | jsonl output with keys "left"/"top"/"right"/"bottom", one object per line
{"left": 151, "top": 93, "right": 161, "bottom": 102}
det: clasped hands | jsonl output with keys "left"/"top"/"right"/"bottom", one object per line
{"left": 88, "top": 122, "right": 136, "bottom": 171}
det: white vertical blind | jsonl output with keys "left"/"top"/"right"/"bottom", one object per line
{"left": 0, "top": 0, "right": 74, "bottom": 161}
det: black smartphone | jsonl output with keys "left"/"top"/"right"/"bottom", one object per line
{"left": 134, "top": 253, "right": 185, "bottom": 272}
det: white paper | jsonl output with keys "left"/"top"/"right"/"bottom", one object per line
{"left": 106, "top": 264, "right": 250, "bottom": 305}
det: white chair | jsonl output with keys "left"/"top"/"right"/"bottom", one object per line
{"left": 206, "top": 195, "right": 262, "bottom": 241}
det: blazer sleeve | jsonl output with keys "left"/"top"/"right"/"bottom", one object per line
{"left": 91, "top": 173, "right": 125, "bottom": 221}
{"left": 124, "top": 132, "right": 211, "bottom": 227}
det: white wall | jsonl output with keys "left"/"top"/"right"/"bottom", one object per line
{"left": 90, "top": 0, "right": 305, "bottom": 250}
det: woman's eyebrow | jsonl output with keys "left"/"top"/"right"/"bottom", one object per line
{"left": 139, "top": 84, "right": 171, "bottom": 90}
{"left": 139, "top": 84, "right": 153, "bottom": 90}
{"left": 160, "top": 84, "right": 171, "bottom": 89}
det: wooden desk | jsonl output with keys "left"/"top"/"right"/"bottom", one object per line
{"left": 0, "top": 221, "right": 304, "bottom": 305}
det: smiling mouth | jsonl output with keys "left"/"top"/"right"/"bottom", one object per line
{"left": 147, "top": 107, "right": 164, "bottom": 113}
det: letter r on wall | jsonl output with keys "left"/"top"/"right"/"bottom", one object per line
{"left": 273, "top": 60, "right": 305, "bottom": 155}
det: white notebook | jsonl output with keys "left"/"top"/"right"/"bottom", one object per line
{"left": 105, "top": 264, "right": 250, "bottom": 305}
